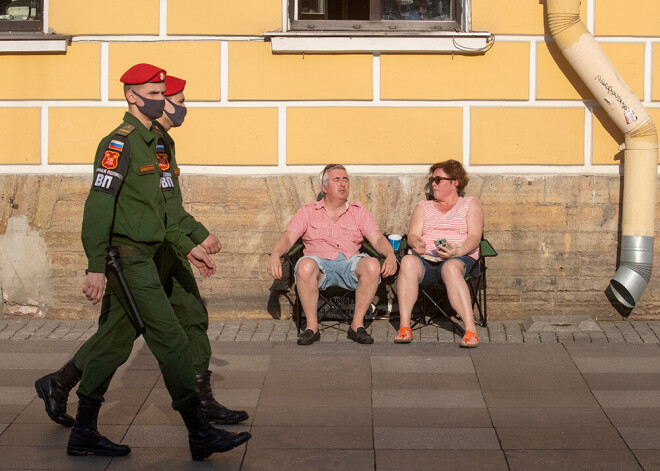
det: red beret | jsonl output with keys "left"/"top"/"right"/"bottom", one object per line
{"left": 164, "top": 75, "right": 186, "bottom": 96}
{"left": 120, "top": 63, "right": 166, "bottom": 85}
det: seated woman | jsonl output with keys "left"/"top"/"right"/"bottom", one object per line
{"left": 394, "top": 160, "right": 483, "bottom": 347}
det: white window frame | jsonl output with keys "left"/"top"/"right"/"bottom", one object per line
{"left": 268, "top": 0, "right": 492, "bottom": 54}
{"left": 0, "top": 0, "right": 69, "bottom": 53}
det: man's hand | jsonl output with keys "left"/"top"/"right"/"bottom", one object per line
{"left": 380, "top": 254, "right": 397, "bottom": 278}
{"left": 267, "top": 254, "right": 283, "bottom": 279}
{"left": 187, "top": 245, "right": 216, "bottom": 277}
{"left": 200, "top": 233, "right": 222, "bottom": 254}
{"left": 83, "top": 272, "right": 106, "bottom": 305}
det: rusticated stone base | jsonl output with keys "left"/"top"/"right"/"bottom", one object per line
{"left": 1, "top": 173, "right": 659, "bottom": 321}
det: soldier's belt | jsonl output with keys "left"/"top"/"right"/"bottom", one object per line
{"left": 117, "top": 245, "right": 143, "bottom": 258}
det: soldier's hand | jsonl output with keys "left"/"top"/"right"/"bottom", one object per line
{"left": 187, "top": 245, "right": 216, "bottom": 277}
{"left": 201, "top": 233, "right": 222, "bottom": 254}
{"left": 83, "top": 272, "right": 106, "bottom": 305}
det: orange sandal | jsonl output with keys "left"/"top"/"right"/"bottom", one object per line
{"left": 394, "top": 327, "right": 413, "bottom": 344}
{"left": 460, "top": 331, "right": 479, "bottom": 348}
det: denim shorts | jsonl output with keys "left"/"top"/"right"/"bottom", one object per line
{"left": 295, "top": 253, "right": 371, "bottom": 291}
{"left": 415, "top": 254, "right": 478, "bottom": 286}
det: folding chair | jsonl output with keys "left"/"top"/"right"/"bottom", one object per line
{"left": 281, "top": 240, "right": 379, "bottom": 336}
{"left": 412, "top": 238, "right": 498, "bottom": 334}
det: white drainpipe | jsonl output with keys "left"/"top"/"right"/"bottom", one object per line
{"left": 546, "top": 0, "right": 658, "bottom": 309}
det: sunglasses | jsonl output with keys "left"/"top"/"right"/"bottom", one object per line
{"left": 429, "top": 176, "right": 454, "bottom": 185}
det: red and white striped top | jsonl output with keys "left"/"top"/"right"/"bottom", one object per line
{"left": 417, "top": 197, "right": 479, "bottom": 260}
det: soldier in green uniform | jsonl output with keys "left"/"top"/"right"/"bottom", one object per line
{"left": 45, "top": 63, "right": 251, "bottom": 460}
{"left": 153, "top": 74, "right": 248, "bottom": 424}
{"left": 34, "top": 75, "right": 248, "bottom": 429}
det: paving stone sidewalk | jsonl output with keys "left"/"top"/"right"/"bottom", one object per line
{"left": 1, "top": 318, "right": 659, "bottom": 344}
{"left": 0, "top": 317, "right": 659, "bottom": 470}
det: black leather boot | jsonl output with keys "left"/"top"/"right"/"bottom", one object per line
{"left": 196, "top": 370, "right": 249, "bottom": 425}
{"left": 34, "top": 359, "right": 82, "bottom": 427}
{"left": 66, "top": 397, "right": 131, "bottom": 457}
{"left": 178, "top": 400, "right": 251, "bottom": 461}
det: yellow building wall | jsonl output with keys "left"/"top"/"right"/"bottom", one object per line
{"left": 380, "top": 42, "right": 529, "bottom": 101}
{"left": 49, "top": 108, "right": 125, "bottom": 164}
{"left": 287, "top": 108, "right": 462, "bottom": 165}
{"left": 48, "top": 107, "right": 278, "bottom": 166}
{"left": 654, "top": 44, "right": 660, "bottom": 102}
{"left": 0, "top": 109, "right": 41, "bottom": 164}
{"left": 108, "top": 42, "right": 221, "bottom": 101}
{"left": 49, "top": 0, "right": 159, "bottom": 35}
{"left": 537, "top": 43, "right": 645, "bottom": 100}
{"left": 0, "top": 43, "right": 100, "bottom": 100}
{"left": 0, "top": 1, "right": 657, "bottom": 170}
{"left": 471, "top": 108, "right": 585, "bottom": 165}
{"left": 593, "top": 109, "right": 660, "bottom": 165}
{"left": 472, "top": 0, "right": 587, "bottom": 35}
{"left": 168, "top": 0, "right": 281, "bottom": 36}
{"left": 595, "top": 0, "right": 660, "bottom": 37}
{"left": 172, "top": 108, "right": 278, "bottom": 165}
{"left": 229, "top": 42, "right": 373, "bottom": 101}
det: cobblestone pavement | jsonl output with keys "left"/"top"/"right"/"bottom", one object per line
{"left": 1, "top": 318, "right": 659, "bottom": 344}
{"left": 1, "top": 317, "right": 660, "bottom": 470}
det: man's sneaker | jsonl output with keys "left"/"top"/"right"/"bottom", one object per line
{"left": 297, "top": 329, "right": 320, "bottom": 345}
{"left": 347, "top": 326, "right": 374, "bottom": 344}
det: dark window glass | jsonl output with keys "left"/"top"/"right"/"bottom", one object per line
{"left": 0, "top": 0, "right": 43, "bottom": 32}
{"left": 293, "top": 0, "right": 461, "bottom": 32}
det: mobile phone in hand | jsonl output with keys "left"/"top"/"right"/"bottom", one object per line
{"left": 434, "top": 238, "right": 449, "bottom": 250}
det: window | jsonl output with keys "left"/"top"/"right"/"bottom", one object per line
{"left": 0, "top": 0, "right": 43, "bottom": 32}
{"left": 291, "top": 0, "right": 467, "bottom": 32}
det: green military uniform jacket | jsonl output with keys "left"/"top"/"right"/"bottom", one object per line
{"left": 152, "top": 120, "right": 210, "bottom": 245}
{"left": 81, "top": 112, "right": 196, "bottom": 273}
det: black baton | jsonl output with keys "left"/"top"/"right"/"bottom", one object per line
{"left": 106, "top": 247, "right": 146, "bottom": 335}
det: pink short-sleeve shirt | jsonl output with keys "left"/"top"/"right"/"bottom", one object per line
{"left": 286, "top": 200, "right": 380, "bottom": 260}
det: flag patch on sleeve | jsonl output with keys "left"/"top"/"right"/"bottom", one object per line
{"left": 108, "top": 140, "right": 124, "bottom": 152}
{"left": 156, "top": 144, "right": 165, "bottom": 152}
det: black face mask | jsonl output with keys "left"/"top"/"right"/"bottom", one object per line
{"left": 132, "top": 91, "right": 166, "bottom": 120}
{"left": 164, "top": 98, "right": 188, "bottom": 127}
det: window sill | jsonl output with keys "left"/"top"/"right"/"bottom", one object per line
{"left": 265, "top": 31, "right": 492, "bottom": 54}
{"left": 0, "top": 33, "right": 70, "bottom": 52}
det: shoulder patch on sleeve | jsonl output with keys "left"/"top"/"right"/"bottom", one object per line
{"left": 91, "top": 132, "right": 132, "bottom": 196}
{"left": 101, "top": 150, "right": 120, "bottom": 169}
{"left": 115, "top": 124, "right": 135, "bottom": 137}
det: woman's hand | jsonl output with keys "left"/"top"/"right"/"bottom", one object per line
{"left": 411, "top": 239, "right": 426, "bottom": 255}
{"left": 437, "top": 243, "right": 458, "bottom": 259}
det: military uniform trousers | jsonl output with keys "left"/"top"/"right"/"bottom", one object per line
{"left": 156, "top": 242, "right": 212, "bottom": 374}
{"left": 74, "top": 243, "right": 212, "bottom": 384}
{"left": 75, "top": 247, "right": 198, "bottom": 410}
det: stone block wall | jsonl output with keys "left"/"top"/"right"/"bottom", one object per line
{"left": 1, "top": 174, "right": 658, "bottom": 321}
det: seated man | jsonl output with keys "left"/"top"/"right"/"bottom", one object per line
{"left": 267, "top": 164, "right": 397, "bottom": 345}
